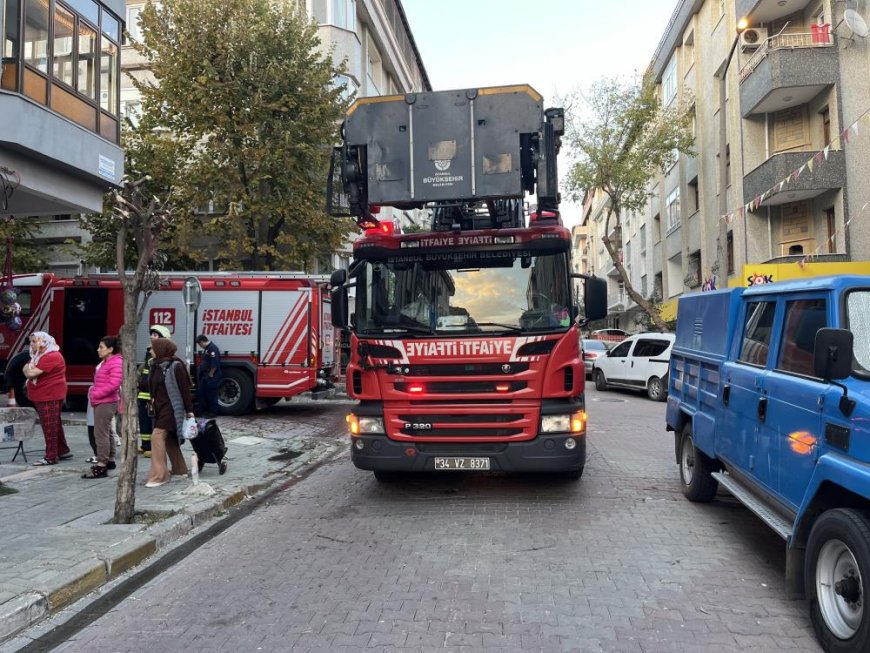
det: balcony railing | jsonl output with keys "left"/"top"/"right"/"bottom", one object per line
{"left": 739, "top": 31, "right": 834, "bottom": 82}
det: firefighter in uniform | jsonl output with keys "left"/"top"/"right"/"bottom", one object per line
{"left": 138, "top": 325, "right": 171, "bottom": 456}
{"left": 196, "top": 334, "right": 222, "bottom": 418}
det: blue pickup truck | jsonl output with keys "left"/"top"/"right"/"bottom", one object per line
{"left": 666, "top": 275, "right": 870, "bottom": 652}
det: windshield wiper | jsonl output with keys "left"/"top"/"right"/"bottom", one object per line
{"left": 473, "top": 322, "right": 523, "bottom": 334}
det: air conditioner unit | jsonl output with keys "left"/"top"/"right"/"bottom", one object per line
{"left": 740, "top": 28, "right": 768, "bottom": 49}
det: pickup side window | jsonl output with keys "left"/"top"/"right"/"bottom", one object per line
{"left": 847, "top": 290, "right": 870, "bottom": 374}
{"left": 738, "top": 300, "right": 776, "bottom": 367}
{"left": 777, "top": 298, "right": 827, "bottom": 377}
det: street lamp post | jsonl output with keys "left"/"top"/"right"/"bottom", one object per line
{"left": 716, "top": 17, "right": 748, "bottom": 286}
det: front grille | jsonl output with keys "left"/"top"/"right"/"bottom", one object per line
{"left": 402, "top": 427, "right": 523, "bottom": 437}
{"left": 399, "top": 413, "right": 522, "bottom": 424}
{"left": 395, "top": 381, "right": 526, "bottom": 394}
{"left": 400, "top": 363, "right": 529, "bottom": 376}
{"left": 417, "top": 442, "right": 508, "bottom": 454}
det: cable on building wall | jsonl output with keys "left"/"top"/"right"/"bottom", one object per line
{"left": 0, "top": 166, "right": 21, "bottom": 212}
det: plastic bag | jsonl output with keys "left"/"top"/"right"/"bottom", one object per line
{"left": 181, "top": 416, "right": 198, "bottom": 441}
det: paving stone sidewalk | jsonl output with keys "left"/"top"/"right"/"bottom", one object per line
{"left": 0, "top": 406, "right": 344, "bottom": 644}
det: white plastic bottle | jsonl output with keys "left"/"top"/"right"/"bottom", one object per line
{"left": 191, "top": 453, "right": 199, "bottom": 485}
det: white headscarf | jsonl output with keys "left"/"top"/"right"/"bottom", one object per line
{"left": 29, "top": 331, "right": 60, "bottom": 366}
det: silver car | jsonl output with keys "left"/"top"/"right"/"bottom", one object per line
{"left": 581, "top": 339, "right": 612, "bottom": 378}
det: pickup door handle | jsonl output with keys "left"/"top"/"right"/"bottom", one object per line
{"left": 723, "top": 385, "right": 730, "bottom": 406}
{"left": 758, "top": 397, "right": 768, "bottom": 423}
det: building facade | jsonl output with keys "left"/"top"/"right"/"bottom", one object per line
{"left": 1, "top": 0, "right": 125, "bottom": 273}
{"left": 596, "top": 0, "right": 870, "bottom": 331}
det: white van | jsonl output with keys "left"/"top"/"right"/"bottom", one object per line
{"left": 591, "top": 332, "right": 675, "bottom": 401}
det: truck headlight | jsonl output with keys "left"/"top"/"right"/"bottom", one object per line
{"left": 541, "top": 415, "right": 571, "bottom": 433}
{"left": 350, "top": 416, "right": 384, "bottom": 434}
{"left": 541, "top": 412, "right": 586, "bottom": 434}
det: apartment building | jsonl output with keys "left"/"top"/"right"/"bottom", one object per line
{"left": 1, "top": 0, "right": 125, "bottom": 274}
{"left": 594, "top": 0, "right": 870, "bottom": 330}
{"left": 30, "top": 0, "right": 430, "bottom": 273}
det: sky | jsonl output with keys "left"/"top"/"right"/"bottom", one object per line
{"left": 400, "top": 0, "right": 680, "bottom": 225}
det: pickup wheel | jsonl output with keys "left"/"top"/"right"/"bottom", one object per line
{"left": 647, "top": 376, "right": 666, "bottom": 402}
{"left": 679, "top": 424, "right": 718, "bottom": 502}
{"left": 594, "top": 369, "right": 608, "bottom": 391}
{"left": 806, "top": 509, "right": 870, "bottom": 652}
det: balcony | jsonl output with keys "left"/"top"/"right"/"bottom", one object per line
{"left": 739, "top": 32, "right": 837, "bottom": 117}
{"left": 608, "top": 292, "right": 626, "bottom": 312}
{"left": 743, "top": 149, "right": 845, "bottom": 207}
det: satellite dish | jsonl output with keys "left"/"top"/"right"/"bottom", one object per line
{"left": 845, "top": 9, "right": 869, "bottom": 37}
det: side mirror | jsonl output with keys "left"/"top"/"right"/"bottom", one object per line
{"left": 814, "top": 328, "right": 856, "bottom": 417}
{"left": 814, "top": 328, "right": 853, "bottom": 381}
{"left": 571, "top": 274, "right": 607, "bottom": 324}
{"left": 330, "top": 269, "right": 349, "bottom": 329}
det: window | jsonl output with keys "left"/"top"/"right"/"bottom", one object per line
{"left": 122, "top": 99, "right": 142, "bottom": 125}
{"left": 662, "top": 56, "right": 677, "bottom": 107}
{"left": 821, "top": 107, "right": 831, "bottom": 145}
{"left": 640, "top": 225, "right": 646, "bottom": 252}
{"left": 738, "top": 301, "right": 776, "bottom": 367}
{"left": 610, "top": 341, "right": 631, "bottom": 357}
{"left": 727, "top": 231, "right": 734, "bottom": 275}
{"left": 77, "top": 21, "right": 96, "bottom": 99}
{"left": 777, "top": 299, "right": 827, "bottom": 377}
{"left": 688, "top": 177, "right": 699, "bottom": 215}
{"left": 125, "top": 5, "right": 143, "bottom": 44}
{"left": 825, "top": 207, "right": 835, "bottom": 253}
{"left": 641, "top": 274, "right": 648, "bottom": 298}
{"left": 666, "top": 188, "right": 680, "bottom": 231}
{"left": 53, "top": 4, "right": 75, "bottom": 86}
{"left": 23, "top": 0, "right": 49, "bottom": 73}
{"left": 331, "top": 0, "right": 356, "bottom": 30}
{"left": 632, "top": 339, "right": 671, "bottom": 357}
{"left": 100, "top": 36, "right": 117, "bottom": 114}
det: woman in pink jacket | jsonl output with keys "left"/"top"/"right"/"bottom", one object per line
{"left": 83, "top": 336, "right": 123, "bottom": 479}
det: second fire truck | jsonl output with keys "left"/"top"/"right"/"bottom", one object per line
{"left": 0, "top": 272, "right": 337, "bottom": 415}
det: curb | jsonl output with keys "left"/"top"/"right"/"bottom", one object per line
{"left": 0, "top": 442, "right": 343, "bottom": 644}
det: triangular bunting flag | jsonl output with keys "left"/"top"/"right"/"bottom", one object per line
{"left": 807, "top": 159, "right": 814, "bottom": 172}
{"left": 842, "top": 128, "right": 850, "bottom": 144}
{"left": 824, "top": 145, "right": 831, "bottom": 159}
{"left": 814, "top": 151, "right": 824, "bottom": 164}
{"left": 853, "top": 122, "right": 860, "bottom": 136}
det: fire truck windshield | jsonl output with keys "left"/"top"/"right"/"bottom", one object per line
{"left": 354, "top": 250, "right": 572, "bottom": 335}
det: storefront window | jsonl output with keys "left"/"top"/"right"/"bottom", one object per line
{"left": 23, "top": 0, "right": 49, "bottom": 73}
{"left": 99, "top": 37, "right": 116, "bottom": 114}
{"left": 53, "top": 4, "right": 75, "bottom": 86}
{"left": 77, "top": 21, "right": 96, "bottom": 98}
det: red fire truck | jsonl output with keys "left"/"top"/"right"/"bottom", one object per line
{"left": 326, "top": 85, "right": 607, "bottom": 480}
{"left": 0, "top": 272, "right": 337, "bottom": 415}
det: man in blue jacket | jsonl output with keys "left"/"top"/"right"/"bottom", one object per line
{"left": 195, "top": 334, "right": 222, "bottom": 418}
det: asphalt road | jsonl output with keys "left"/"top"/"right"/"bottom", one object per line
{"left": 48, "top": 388, "right": 821, "bottom": 652}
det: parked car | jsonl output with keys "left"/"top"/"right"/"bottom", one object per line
{"left": 588, "top": 328, "right": 630, "bottom": 343}
{"left": 591, "top": 332, "right": 675, "bottom": 401}
{"left": 581, "top": 339, "right": 612, "bottom": 378}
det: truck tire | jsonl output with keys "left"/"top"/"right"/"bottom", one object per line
{"left": 11, "top": 375, "right": 33, "bottom": 409}
{"left": 806, "top": 508, "right": 870, "bottom": 652}
{"left": 679, "top": 424, "right": 718, "bottom": 502}
{"left": 217, "top": 368, "right": 254, "bottom": 416}
{"left": 594, "top": 369, "right": 608, "bottom": 391}
{"left": 647, "top": 376, "right": 666, "bottom": 402}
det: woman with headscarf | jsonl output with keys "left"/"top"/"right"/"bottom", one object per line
{"left": 146, "top": 337, "right": 192, "bottom": 487}
{"left": 82, "top": 336, "right": 123, "bottom": 479}
{"left": 23, "top": 332, "right": 70, "bottom": 466}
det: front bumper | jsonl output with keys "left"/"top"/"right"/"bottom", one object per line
{"left": 350, "top": 433, "right": 585, "bottom": 473}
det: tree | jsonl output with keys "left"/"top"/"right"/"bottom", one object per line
{"left": 134, "top": 0, "right": 354, "bottom": 271}
{"left": 563, "top": 75, "right": 694, "bottom": 331}
{"left": 0, "top": 218, "right": 47, "bottom": 273}
{"left": 77, "top": 116, "right": 181, "bottom": 524}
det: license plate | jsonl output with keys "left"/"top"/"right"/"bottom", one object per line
{"left": 433, "top": 457, "right": 490, "bottom": 470}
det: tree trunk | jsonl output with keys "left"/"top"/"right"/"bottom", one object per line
{"left": 113, "top": 291, "right": 142, "bottom": 524}
{"left": 601, "top": 209, "right": 669, "bottom": 333}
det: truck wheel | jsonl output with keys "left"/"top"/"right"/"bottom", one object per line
{"left": 594, "top": 369, "right": 608, "bottom": 391}
{"left": 647, "top": 376, "right": 666, "bottom": 402}
{"left": 806, "top": 509, "right": 870, "bottom": 652}
{"left": 11, "top": 375, "right": 33, "bottom": 409}
{"left": 217, "top": 368, "right": 254, "bottom": 416}
{"left": 679, "top": 424, "right": 718, "bottom": 502}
